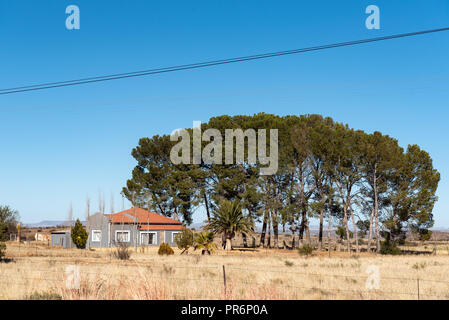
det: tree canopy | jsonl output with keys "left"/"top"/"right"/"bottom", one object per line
{"left": 123, "top": 113, "right": 440, "bottom": 252}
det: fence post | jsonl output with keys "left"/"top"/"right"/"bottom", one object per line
{"left": 222, "top": 265, "right": 227, "bottom": 296}
{"left": 417, "top": 278, "right": 420, "bottom": 300}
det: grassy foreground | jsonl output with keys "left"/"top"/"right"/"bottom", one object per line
{"left": 1, "top": 241, "right": 449, "bottom": 300}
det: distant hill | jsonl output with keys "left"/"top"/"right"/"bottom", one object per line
{"left": 23, "top": 220, "right": 86, "bottom": 228}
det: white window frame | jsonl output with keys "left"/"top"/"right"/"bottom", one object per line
{"left": 140, "top": 231, "right": 158, "bottom": 245}
{"left": 91, "top": 230, "right": 102, "bottom": 242}
{"left": 172, "top": 232, "right": 181, "bottom": 243}
{"left": 115, "top": 230, "right": 130, "bottom": 243}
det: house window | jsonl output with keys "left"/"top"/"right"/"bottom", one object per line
{"left": 115, "top": 230, "right": 130, "bottom": 243}
{"left": 92, "top": 230, "right": 102, "bottom": 242}
{"left": 141, "top": 232, "right": 157, "bottom": 245}
{"left": 172, "top": 232, "right": 180, "bottom": 243}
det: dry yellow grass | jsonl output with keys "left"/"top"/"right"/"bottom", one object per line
{"left": 1, "top": 241, "right": 449, "bottom": 300}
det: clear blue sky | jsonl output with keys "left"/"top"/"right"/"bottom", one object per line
{"left": 0, "top": 1, "right": 448, "bottom": 226}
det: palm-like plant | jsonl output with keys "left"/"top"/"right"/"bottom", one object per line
{"left": 194, "top": 231, "right": 217, "bottom": 255}
{"left": 205, "top": 200, "right": 253, "bottom": 251}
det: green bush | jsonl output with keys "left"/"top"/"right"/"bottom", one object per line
{"left": 297, "top": 244, "right": 314, "bottom": 256}
{"left": 336, "top": 226, "right": 353, "bottom": 239}
{"left": 71, "top": 219, "right": 88, "bottom": 249}
{"left": 158, "top": 242, "right": 174, "bottom": 255}
{"left": 380, "top": 241, "right": 402, "bottom": 255}
{"left": 174, "top": 228, "right": 194, "bottom": 254}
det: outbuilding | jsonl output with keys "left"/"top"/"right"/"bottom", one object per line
{"left": 50, "top": 230, "right": 72, "bottom": 248}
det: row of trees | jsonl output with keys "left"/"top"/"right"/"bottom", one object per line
{"left": 123, "top": 113, "right": 440, "bottom": 252}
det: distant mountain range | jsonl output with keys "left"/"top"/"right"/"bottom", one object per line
{"left": 23, "top": 220, "right": 86, "bottom": 228}
{"left": 23, "top": 220, "right": 449, "bottom": 233}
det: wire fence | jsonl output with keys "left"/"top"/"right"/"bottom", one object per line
{"left": 1, "top": 261, "right": 448, "bottom": 300}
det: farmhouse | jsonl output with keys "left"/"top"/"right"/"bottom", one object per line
{"left": 86, "top": 207, "right": 184, "bottom": 248}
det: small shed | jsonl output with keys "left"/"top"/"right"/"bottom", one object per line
{"left": 50, "top": 230, "right": 72, "bottom": 248}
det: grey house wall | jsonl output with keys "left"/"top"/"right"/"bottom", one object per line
{"left": 139, "top": 230, "right": 161, "bottom": 246}
{"left": 87, "top": 212, "right": 111, "bottom": 248}
{"left": 165, "top": 230, "right": 182, "bottom": 246}
{"left": 51, "top": 232, "right": 72, "bottom": 248}
{"left": 86, "top": 212, "right": 182, "bottom": 248}
{"left": 111, "top": 223, "right": 139, "bottom": 246}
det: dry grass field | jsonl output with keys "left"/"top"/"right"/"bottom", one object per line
{"left": 1, "top": 241, "right": 449, "bottom": 300}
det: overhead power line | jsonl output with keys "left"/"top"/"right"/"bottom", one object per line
{"left": 1, "top": 27, "right": 449, "bottom": 95}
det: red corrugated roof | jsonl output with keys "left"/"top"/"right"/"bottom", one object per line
{"left": 139, "top": 224, "right": 185, "bottom": 231}
{"left": 105, "top": 207, "right": 182, "bottom": 225}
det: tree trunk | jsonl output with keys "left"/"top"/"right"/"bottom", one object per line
{"left": 225, "top": 238, "right": 232, "bottom": 251}
{"left": 367, "top": 208, "right": 374, "bottom": 252}
{"left": 374, "top": 168, "right": 380, "bottom": 253}
{"left": 338, "top": 184, "right": 351, "bottom": 253}
{"left": 291, "top": 225, "right": 296, "bottom": 249}
{"left": 273, "top": 211, "right": 279, "bottom": 249}
{"left": 221, "top": 234, "right": 226, "bottom": 249}
{"left": 204, "top": 193, "right": 211, "bottom": 222}
{"left": 242, "top": 233, "right": 248, "bottom": 248}
{"left": 368, "top": 166, "right": 379, "bottom": 253}
{"left": 349, "top": 202, "right": 359, "bottom": 253}
{"left": 318, "top": 206, "right": 325, "bottom": 251}
{"left": 343, "top": 204, "right": 351, "bottom": 252}
{"left": 375, "top": 207, "right": 381, "bottom": 253}
{"left": 267, "top": 212, "right": 272, "bottom": 248}
{"left": 327, "top": 209, "right": 332, "bottom": 254}
{"left": 303, "top": 203, "right": 311, "bottom": 244}
{"left": 298, "top": 210, "right": 306, "bottom": 240}
{"left": 260, "top": 211, "right": 268, "bottom": 247}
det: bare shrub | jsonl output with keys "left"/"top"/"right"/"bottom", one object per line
{"left": 112, "top": 242, "right": 131, "bottom": 260}
{"left": 26, "top": 291, "right": 62, "bottom": 300}
{"left": 284, "top": 260, "right": 294, "bottom": 267}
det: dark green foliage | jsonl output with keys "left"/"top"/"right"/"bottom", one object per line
{"left": 194, "top": 231, "right": 217, "bottom": 255}
{"left": 380, "top": 241, "right": 402, "bottom": 255}
{"left": 0, "top": 206, "right": 19, "bottom": 261}
{"left": 0, "top": 205, "right": 19, "bottom": 241}
{"left": 122, "top": 135, "right": 200, "bottom": 225}
{"left": 416, "top": 228, "right": 432, "bottom": 241}
{"left": 0, "top": 242, "right": 5, "bottom": 261}
{"left": 158, "top": 242, "right": 174, "bottom": 255}
{"left": 70, "top": 219, "right": 88, "bottom": 249}
{"left": 0, "top": 221, "right": 7, "bottom": 243}
{"left": 123, "top": 113, "right": 440, "bottom": 250}
{"left": 297, "top": 244, "right": 314, "bottom": 256}
{"left": 356, "top": 220, "right": 370, "bottom": 238}
{"left": 174, "top": 228, "right": 194, "bottom": 254}
{"left": 336, "top": 226, "right": 353, "bottom": 239}
{"left": 205, "top": 200, "right": 253, "bottom": 250}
